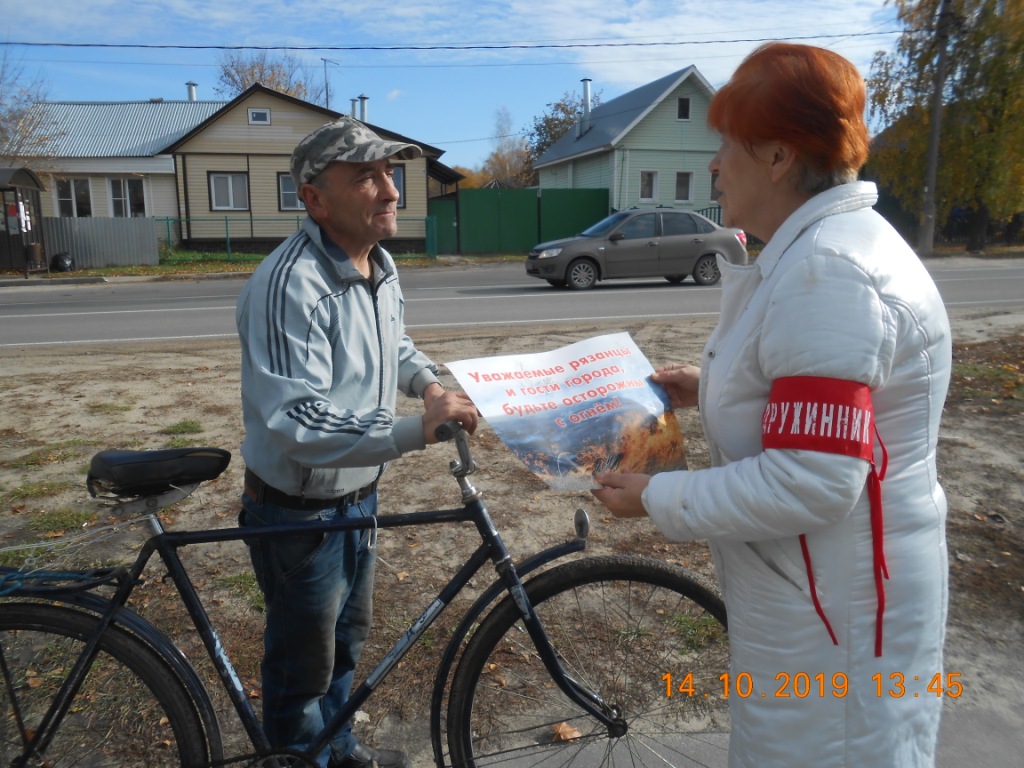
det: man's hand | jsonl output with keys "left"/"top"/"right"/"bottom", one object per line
{"left": 650, "top": 365, "right": 701, "bottom": 410}
{"left": 591, "top": 472, "right": 651, "bottom": 518}
{"left": 422, "top": 386, "right": 479, "bottom": 444}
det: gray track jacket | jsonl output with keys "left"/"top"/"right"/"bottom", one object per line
{"left": 237, "top": 217, "right": 440, "bottom": 498}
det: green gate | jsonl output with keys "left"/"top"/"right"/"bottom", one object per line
{"left": 538, "top": 188, "right": 609, "bottom": 242}
{"left": 428, "top": 197, "right": 458, "bottom": 254}
{"left": 458, "top": 189, "right": 538, "bottom": 254}
{"left": 430, "top": 187, "right": 610, "bottom": 255}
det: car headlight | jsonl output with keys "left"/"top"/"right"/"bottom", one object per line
{"left": 536, "top": 247, "right": 562, "bottom": 259}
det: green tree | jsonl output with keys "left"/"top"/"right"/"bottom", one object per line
{"left": 868, "top": 0, "right": 1024, "bottom": 250}
{"left": 215, "top": 51, "right": 325, "bottom": 104}
{"left": 525, "top": 88, "right": 602, "bottom": 161}
{"left": 0, "top": 49, "right": 58, "bottom": 166}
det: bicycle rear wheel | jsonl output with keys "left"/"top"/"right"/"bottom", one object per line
{"left": 0, "top": 601, "right": 218, "bottom": 768}
{"left": 447, "top": 555, "right": 730, "bottom": 767}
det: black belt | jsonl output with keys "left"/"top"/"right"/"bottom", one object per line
{"left": 243, "top": 469, "right": 376, "bottom": 510}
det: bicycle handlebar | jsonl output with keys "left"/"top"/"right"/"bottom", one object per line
{"left": 434, "top": 419, "right": 463, "bottom": 443}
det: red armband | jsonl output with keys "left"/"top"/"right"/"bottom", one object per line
{"left": 762, "top": 376, "right": 889, "bottom": 657}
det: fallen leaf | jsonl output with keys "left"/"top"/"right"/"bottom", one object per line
{"left": 551, "top": 722, "right": 582, "bottom": 742}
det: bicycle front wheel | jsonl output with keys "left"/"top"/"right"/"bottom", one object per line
{"left": 447, "top": 555, "right": 730, "bottom": 767}
{"left": 0, "top": 600, "right": 218, "bottom": 768}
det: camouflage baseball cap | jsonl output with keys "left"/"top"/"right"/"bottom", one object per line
{"left": 291, "top": 117, "right": 422, "bottom": 187}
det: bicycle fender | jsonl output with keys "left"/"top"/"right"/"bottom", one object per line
{"left": 18, "top": 592, "right": 223, "bottom": 753}
{"left": 429, "top": 537, "right": 586, "bottom": 766}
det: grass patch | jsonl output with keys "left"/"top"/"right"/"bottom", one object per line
{"left": 668, "top": 612, "right": 725, "bottom": 650}
{"left": 166, "top": 436, "right": 201, "bottom": 448}
{"left": 952, "top": 336, "right": 1024, "bottom": 409}
{"left": 29, "top": 508, "right": 96, "bottom": 535}
{"left": 0, "top": 545, "right": 51, "bottom": 568}
{"left": 5, "top": 439, "right": 96, "bottom": 468}
{"left": 217, "top": 572, "right": 264, "bottom": 612}
{"left": 161, "top": 419, "right": 204, "bottom": 435}
{"left": 88, "top": 402, "right": 133, "bottom": 415}
{"left": 1, "top": 479, "right": 77, "bottom": 502}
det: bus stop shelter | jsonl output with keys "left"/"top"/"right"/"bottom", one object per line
{"left": 0, "top": 167, "right": 47, "bottom": 277}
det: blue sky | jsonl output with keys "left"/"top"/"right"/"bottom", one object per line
{"left": 2, "top": 0, "right": 901, "bottom": 170}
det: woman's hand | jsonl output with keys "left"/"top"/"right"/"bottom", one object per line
{"left": 591, "top": 472, "right": 651, "bottom": 518}
{"left": 651, "top": 364, "right": 701, "bottom": 409}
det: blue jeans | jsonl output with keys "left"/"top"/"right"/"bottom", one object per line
{"left": 240, "top": 491, "right": 377, "bottom": 767}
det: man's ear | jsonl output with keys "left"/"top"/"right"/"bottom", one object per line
{"left": 299, "top": 183, "right": 324, "bottom": 218}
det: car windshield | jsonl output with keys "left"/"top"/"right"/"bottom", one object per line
{"left": 580, "top": 211, "right": 633, "bottom": 238}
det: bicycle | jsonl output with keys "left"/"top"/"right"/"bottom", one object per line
{"left": 0, "top": 425, "right": 729, "bottom": 768}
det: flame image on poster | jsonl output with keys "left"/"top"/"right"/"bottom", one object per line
{"left": 447, "top": 332, "right": 687, "bottom": 491}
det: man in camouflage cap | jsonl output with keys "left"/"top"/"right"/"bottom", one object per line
{"left": 236, "top": 117, "right": 477, "bottom": 768}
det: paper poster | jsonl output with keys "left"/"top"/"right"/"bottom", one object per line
{"left": 447, "top": 332, "right": 687, "bottom": 491}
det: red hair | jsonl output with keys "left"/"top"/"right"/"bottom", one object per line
{"left": 709, "top": 43, "right": 869, "bottom": 176}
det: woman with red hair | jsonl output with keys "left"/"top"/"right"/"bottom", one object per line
{"left": 594, "top": 43, "right": 950, "bottom": 766}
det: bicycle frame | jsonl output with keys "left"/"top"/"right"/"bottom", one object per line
{"left": 11, "top": 468, "right": 609, "bottom": 766}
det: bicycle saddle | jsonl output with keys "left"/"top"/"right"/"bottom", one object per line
{"left": 87, "top": 447, "right": 231, "bottom": 497}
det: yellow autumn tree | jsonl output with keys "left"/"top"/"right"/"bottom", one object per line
{"left": 868, "top": 0, "right": 1024, "bottom": 250}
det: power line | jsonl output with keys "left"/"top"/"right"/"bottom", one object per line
{"left": 1, "top": 30, "right": 904, "bottom": 53}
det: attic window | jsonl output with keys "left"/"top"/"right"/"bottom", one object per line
{"left": 676, "top": 98, "right": 691, "bottom": 121}
{"left": 248, "top": 108, "right": 271, "bottom": 125}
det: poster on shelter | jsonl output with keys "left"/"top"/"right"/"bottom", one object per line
{"left": 447, "top": 332, "right": 687, "bottom": 491}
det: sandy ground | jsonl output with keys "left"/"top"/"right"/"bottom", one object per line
{"left": 0, "top": 305, "right": 1021, "bottom": 766}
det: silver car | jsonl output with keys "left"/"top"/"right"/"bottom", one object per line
{"left": 526, "top": 208, "right": 747, "bottom": 290}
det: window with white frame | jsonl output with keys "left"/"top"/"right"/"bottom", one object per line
{"left": 111, "top": 178, "right": 146, "bottom": 217}
{"left": 248, "top": 108, "right": 271, "bottom": 125}
{"left": 209, "top": 173, "right": 249, "bottom": 211}
{"left": 677, "top": 97, "right": 691, "bottom": 120}
{"left": 674, "top": 172, "right": 693, "bottom": 203}
{"left": 278, "top": 173, "right": 304, "bottom": 211}
{"left": 639, "top": 171, "right": 658, "bottom": 202}
{"left": 56, "top": 178, "right": 92, "bottom": 217}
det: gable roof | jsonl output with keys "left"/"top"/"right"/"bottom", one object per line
{"left": 535, "top": 65, "right": 714, "bottom": 169}
{"left": 163, "top": 83, "right": 446, "bottom": 159}
{"left": 34, "top": 100, "right": 225, "bottom": 158}
{"left": 34, "top": 83, "right": 448, "bottom": 161}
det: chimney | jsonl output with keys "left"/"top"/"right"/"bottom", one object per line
{"left": 186, "top": 81, "right": 198, "bottom": 101}
{"left": 581, "top": 78, "right": 592, "bottom": 134}
{"left": 358, "top": 94, "right": 368, "bottom": 122}
{"left": 350, "top": 98, "right": 359, "bottom": 118}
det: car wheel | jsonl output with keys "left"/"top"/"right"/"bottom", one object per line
{"left": 691, "top": 254, "right": 721, "bottom": 286}
{"left": 546, "top": 278, "right": 567, "bottom": 288}
{"left": 566, "top": 259, "right": 598, "bottom": 290}
{"left": 665, "top": 275, "right": 685, "bottom": 285}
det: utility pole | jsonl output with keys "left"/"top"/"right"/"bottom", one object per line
{"left": 918, "top": 0, "right": 954, "bottom": 256}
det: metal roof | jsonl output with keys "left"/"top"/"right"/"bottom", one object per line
{"left": 535, "top": 66, "right": 713, "bottom": 168}
{"left": 36, "top": 101, "right": 226, "bottom": 158}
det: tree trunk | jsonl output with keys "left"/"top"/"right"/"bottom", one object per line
{"left": 1005, "top": 213, "right": 1022, "bottom": 245}
{"left": 966, "top": 203, "right": 989, "bottom": 252}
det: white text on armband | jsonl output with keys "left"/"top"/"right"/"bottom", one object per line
{"left": 761, "top": 377, "right": 874, "bottom": 460}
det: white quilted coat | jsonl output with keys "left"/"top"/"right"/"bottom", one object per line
{"left": 643, "top": 182, "right": 952, "bottom": 767}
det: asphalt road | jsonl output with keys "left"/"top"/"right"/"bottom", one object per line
{"left": 1, "top": 257, "right": 1023, "bottom": 349}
